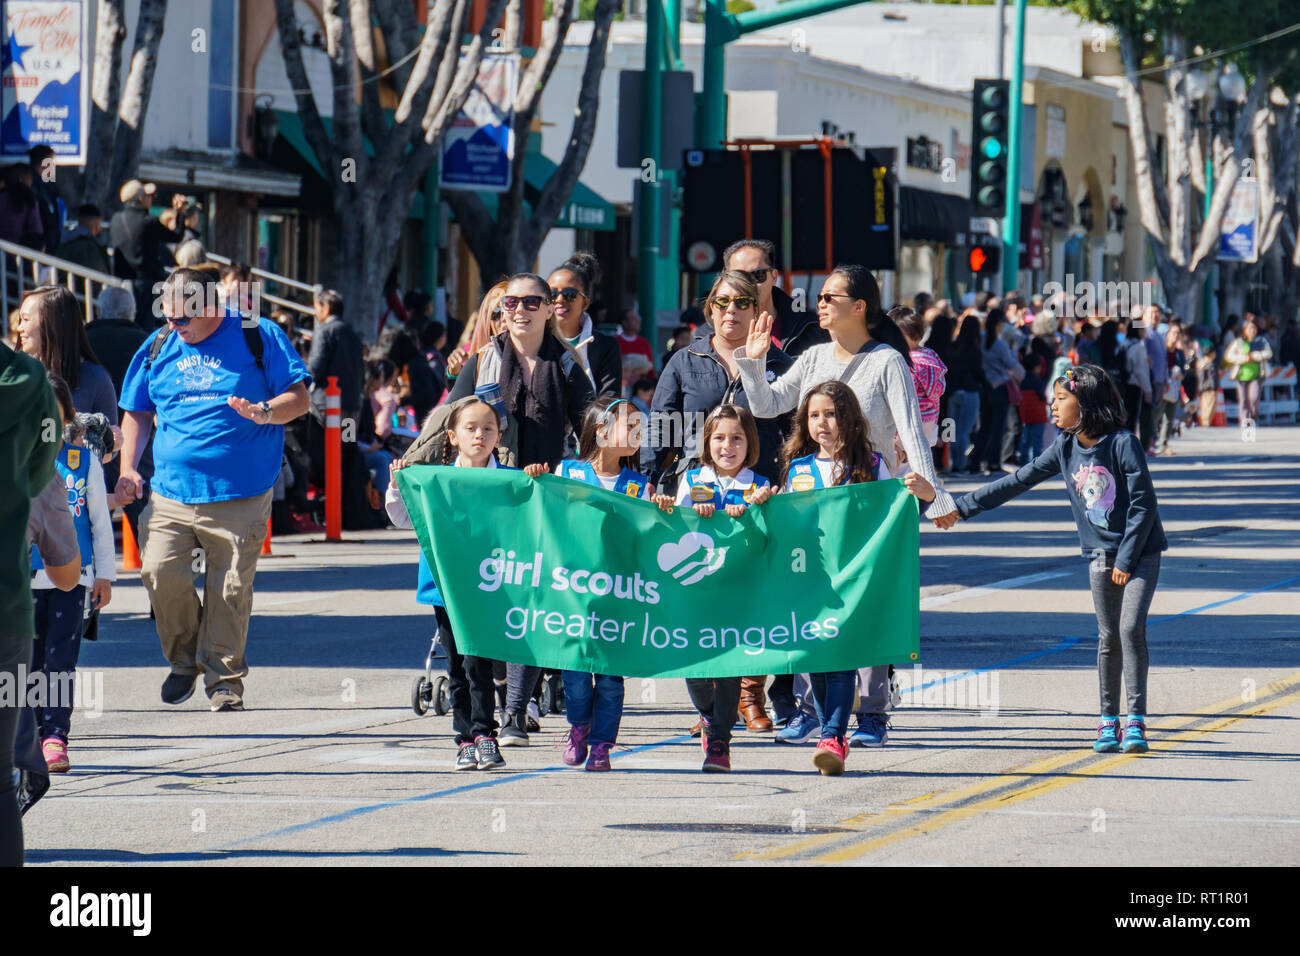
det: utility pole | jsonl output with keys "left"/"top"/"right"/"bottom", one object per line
{"left": 637, "top": 0, "right": 665, "bottom": 353}
{"left": 1001, "top": 0, "right": 1027, "bottom": 293}
{"left": 995, "top": 0, "right": 1006, "bottom": 79}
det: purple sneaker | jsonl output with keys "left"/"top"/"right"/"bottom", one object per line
{"left": 585, "top": 741, "right": 613, "bottom": 771}
{"left": 702, "top": 738, "right": 731, "bottom": 773}
{"left": 563, "top": 723, "right": 590, "bottom": 766}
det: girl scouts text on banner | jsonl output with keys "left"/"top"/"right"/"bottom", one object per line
{"left": 396, "top": 468, "right": 921, "bottom": 679}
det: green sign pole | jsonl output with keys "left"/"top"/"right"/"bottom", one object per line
{"left": 637, "top": 0, "right": 665, "bottom": 356}
{"left": 1001, "top": 0, "right": 1027, "bottom": 292}
{"left": 1202, "top": 155, "right": 1214, "bottom": 326}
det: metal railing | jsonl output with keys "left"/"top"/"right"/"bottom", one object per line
{"left": 0, "top": 238, "right": 132, "bottom": 326}
{"left": 205, "top": 251, "right": 321, "bottom": 323}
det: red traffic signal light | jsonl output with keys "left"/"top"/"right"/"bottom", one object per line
{"left": 967, "top": 244, "right": 1001, "bottom": 275}
{"left": 969, "top": 247, "right": 987, "bottom": 273}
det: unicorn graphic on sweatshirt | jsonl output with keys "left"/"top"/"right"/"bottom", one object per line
{"left": 1072, "top": 463, "right": 1116, "bottom": 528}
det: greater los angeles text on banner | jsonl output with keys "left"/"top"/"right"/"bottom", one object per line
{"left": 396, "top": 468, "right": 920, "bottom": 678}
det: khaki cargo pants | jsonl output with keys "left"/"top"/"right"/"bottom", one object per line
{"left": 140, "top": 490, "right": 271, "bottom": 699}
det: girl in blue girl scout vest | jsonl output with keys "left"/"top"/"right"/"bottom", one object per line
{"left": 777, "top": 381, "right": 934, "bottom": 776}
{"left": 30, "top": 374, "right": 115, "bottom": 774}
{"left": 388, "top": 398, "right": 509, "bottom": 773}
{"left": 524, "top": 396, "right": 652, "bottom": 771}
{"left": 652, "top": 404, "right": 773, "bottom": 773}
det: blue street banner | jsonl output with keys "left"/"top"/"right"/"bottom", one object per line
{"left": 395, "top": 467, "right": 922, "bottom": 679}
{"left": 1, "top": 0, "right": 89, "bottom": 162}
{"left": 439, "top": 52, "right": 518, "bottom": 193}
{"left": 1218, "top": 178, "right": 1260, "bottom": 263}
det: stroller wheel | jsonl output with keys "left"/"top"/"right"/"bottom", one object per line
{"left": 432, "top": 675, "right": 451, "bottom": 716}
{"left": 411, "top": 676, "right": 432, "bottom": 715}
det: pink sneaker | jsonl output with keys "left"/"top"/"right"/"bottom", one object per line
{"left": 42, "top": 737, "right": 70, "bottom": 773}
{"left": 702, "top": 738, "right": 731, "bottom": 773}
{"left": 585, "top": 741, "right": 613, "bottom": 771}
{"left": 812, "top": 736, "right": 848, "bottom": 776}
{"left": 563, "top": 724, "right": 590, "bottom": 766}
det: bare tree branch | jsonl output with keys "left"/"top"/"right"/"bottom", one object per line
{"left": 1258, "top": 94, "right": 1300, "bottom": 253}
{"left": 504, "top": 0, "right": 523, "bottom": 49}
{"left": 420, "top": 0, "right": 512, "bottom": 146}
{"left": 323, "top": 0, "right": 365, "bottom": 183}
{"left": 352, "top": 0, "right": 388, "bottom": 151}
{"left": 527, "top": 0, "right": 621, "bottom": 248}
{"left": 516, "top": 0, "right": 575, "bottom": 121}
{"left": 109, "top": 0, "right": 169, "bottom": 192}
{"left": 1120, "top": 34, "right": 1169, "bottom": 251}
{"left": 373, "top": 0, "right": 421, "bottom": 93}
{"left": 273, "top": 0, "right": 336, "bottom": 177}
{"left": 84, "top": 0, "right": 127, "bottom": 207}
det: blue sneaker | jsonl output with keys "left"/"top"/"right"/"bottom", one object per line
{"left": 1121, "top": 716, "right": 1148, "bottom": 754}
{"left": 850, "top": 714, "right": 889, "bottom": 748}
{"left": 774, "top": 710, "right": 820, "bottom": 744}
{"left": 1094, "top": 717, "right": 1121, "bottom": 753}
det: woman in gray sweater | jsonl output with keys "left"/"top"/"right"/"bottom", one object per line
{"left": 735, "top": 264, "right": 955, "bottom": 749}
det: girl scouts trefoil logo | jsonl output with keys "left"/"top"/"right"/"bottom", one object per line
{"left": 657, "top": 532, "right": 727, "bottom": 586}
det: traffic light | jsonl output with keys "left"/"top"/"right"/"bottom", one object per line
{"left": 967, "top": 244, "right": 1001, "bottom": 275}
{"left": 970, "top": 79, "right": 1010, "bottom": 218}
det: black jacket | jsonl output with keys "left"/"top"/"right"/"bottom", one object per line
{"left": 586, "top": 330, "right": 622, "bottom": 398}
{"left": 85, "top": 317, "right": 148, "bottom": 397}
{"left": 308, "top": 317, "right": 365, "bottom": 415}
{"left": 109, "top": 206, "right": 182, "bottom": 282}
{"left": 772, "top": 286, "right": 830, "bottom": 357}
{"left": 651, "top": 333, "right": 794, "bottom": 487}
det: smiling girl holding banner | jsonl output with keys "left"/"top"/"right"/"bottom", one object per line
{"left": 524, "top": 396, "right": 653, "bottom": 771}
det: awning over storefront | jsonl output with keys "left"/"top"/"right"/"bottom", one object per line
{"left": 899, "top": 186, "right": 971, "bottom": 244}
{"left": 273, "top": 110, "right": 614, "bottom": 230}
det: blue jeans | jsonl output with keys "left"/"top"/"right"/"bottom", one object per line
{"left": 948, "top": 389, "right": 980, "bottom": 471}
{"left": 1018, "top": 422, "right": 1045, "bottom": 464}
{"left": 809, "top": 670, "right": 856, "bottom": 740}
{"left": 31, "top": 585, "right": 87, "bottom": 742}
{"left": 562, "top": 671, "right": 625, "bottom": 745}
{"left": 365, "top": 449, "right": 395, "bottom": 496}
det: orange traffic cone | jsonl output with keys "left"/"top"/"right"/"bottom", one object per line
{"left": 261, "top": 517, "right": 273, "bottom": 556}
{"left": 122, "top": 511, "right": 141, "bottom": 570}
{"left": 1211, "top": 386, "right": 1227, "bottom": 427}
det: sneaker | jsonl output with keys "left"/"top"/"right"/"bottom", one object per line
{"left": 1121, "top": 716, "right": 1148, "bottom": 754}
{"left": 850, "top": 714, "right": 889, "bottom": 748}
{"left": 563, "top": 724, "right": 591, "bottom": 766}
{"left": 210, "top": 688, "right": 244, "bottom": 712}
{"left": 161, "top": 672, "right": 197, "bottom": 705}
{"left": 702, "top": 738, "right": 731, "bottom": 773}
{"left": 1094, "top": 717, "right": 1121, "bottom": 753}
{"left": 813, "top": 736, "right": 849, "bottom": 776}
{"left": 888, "top": 666, "right": 902, "bottom": 709}
{"left": 775, "top": 710, "right": 820, "bottom": 744}
{"left": 475, "top": 735, "right": 505, "bottom": 770}
{"left": 454, "top": 741, "right": 479, "bottom": 771}
{"left": 586, "top": 741, "right": 612, "bottom": 772}
{"left": 498, "top": 712, "right": 529, "bottom": 747}
{"left": 526, "top": 701, "right": 541, "bottom": 733}
{"left": 771, "top": 711, "right": 794, "bottom": 729}
{"left": 42, "top": 737, "right": 70, "bottom": 773}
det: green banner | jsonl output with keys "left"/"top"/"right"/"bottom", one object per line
{"left": 395, "top": 467, "right": 920, "bottom": 678}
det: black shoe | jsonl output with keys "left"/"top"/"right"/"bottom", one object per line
{"left": 161, "top": 672, "right": 197, "bottom": 705}
{"left": 454, "top": 741, "right": 478, "bottom": 771}
{"left": 476, "top": 736, "right": 505, "bottom": 769}
{"left": 498, "top": 712, "right": 529, "bottom": 747}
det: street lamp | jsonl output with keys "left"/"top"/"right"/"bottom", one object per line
{"left": 1218, "top": 63, "right": 1248, "bottom": 105}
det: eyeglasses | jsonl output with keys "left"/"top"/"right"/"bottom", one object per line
{"left": 550, "top": 287, "right": 585, "bottom": 303}
{"left": 499, "top": 295, "right": 549, "bottom": 312}
{"left": 747, "top": 269, "right": 771, "bottom": 284}
{"left": 711, "top": 295, "right": 755, "bottom": 311}
{"left": 817, "top": 292, "right": 854, "bottom": 305}
{"left": 165, "top": 313, "right": 193, "bottom": 327}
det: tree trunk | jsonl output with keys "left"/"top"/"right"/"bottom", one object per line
{"left": 107, "top": 0, "right": 170, "bottom": 209}
{"left": 1219, "top": 261, "right": 1253, "bottom": 323}
{"left": 83, "top": 0, "right": 127, "bottom": 210}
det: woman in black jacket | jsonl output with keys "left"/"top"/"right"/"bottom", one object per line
{"left": 547, "top": 251, "right": 621, "bottom": 398}
{"left": 446, "top": 273, "right": 594, "bottom": 471}
{"left": 946, "top": 309, "right": 984, "bottom": 473}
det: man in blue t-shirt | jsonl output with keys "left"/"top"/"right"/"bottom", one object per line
{"left": 116, "top": 268, "right": 311, "bottom": 712}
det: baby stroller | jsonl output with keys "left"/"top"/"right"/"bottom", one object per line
{"left": 410, "top": 628, "right": 451, "bottom": 716}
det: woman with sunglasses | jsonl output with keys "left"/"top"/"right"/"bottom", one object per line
{"left": 446, "top": 280, "right": 508, "bottom": 387}
{"left": 445, "top": 272, "right": 595, "bottom": 746}
{"left": 548, "top": 251, "right": 621, "bottom": 398}
{"left": 650, "top": 269, "right": 795, "bottom": 734}
{"left": 735, "top": 264, "right": 958, "bottom": 749}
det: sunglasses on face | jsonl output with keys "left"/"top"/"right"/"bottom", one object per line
{"left": 817, "top": 292, "right": 853, "bottom": 305}
{"left": 165, "top": 314, "right": 193, "bottom": 327}
{"left": 747, "top": 268, "right": 771, "bottom": 284}
{"left": 712, "top": 295, "right": 754, "bottom": 311}
{"left": 499, "top": 295, "right": 549, "bottom": 312}
{"left": 550, "top": 287, "right": 585, "bottom": 303}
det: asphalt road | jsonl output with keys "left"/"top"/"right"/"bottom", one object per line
{"left": 22, "top": 424, "right": 1300, "bottom": 866}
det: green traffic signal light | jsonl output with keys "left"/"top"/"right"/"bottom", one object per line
{"left": 980, "top": 86, "right": 1005, "bottom": 109}
{"left": 978, "top": 185, "right": 1004, "bottom": 207}
{"left": 980, "top": 136, "right": 1004, "bottom": 161}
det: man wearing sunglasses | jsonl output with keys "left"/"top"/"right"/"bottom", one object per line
{"left": 723, "top": 239, "right": 830, "bottom": 358}
{"left": 116, "top": 268, "right": 311, "bottom": 713}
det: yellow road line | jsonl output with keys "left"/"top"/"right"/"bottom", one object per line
{"left": 809, "top": 678, "right": 1300, "bottom": 864}
{"left": 739, "top": 671, "right": 1300, "bottom": 863}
